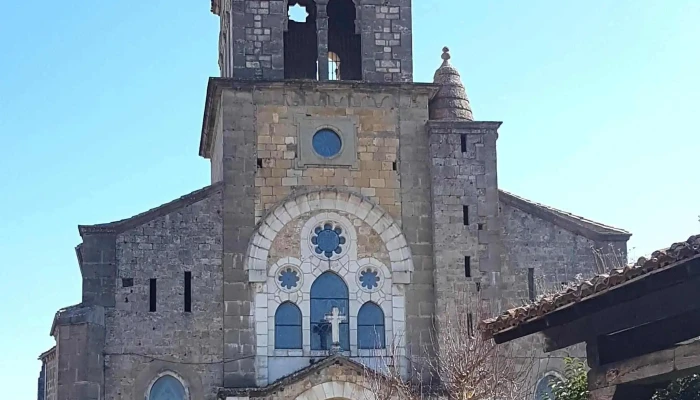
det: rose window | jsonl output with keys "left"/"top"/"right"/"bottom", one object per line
{"left": 359, "top": 268, "right": 380, "bottom": 290}
{"left": 278, "top": 267, "right": 300, "bottom": 290}
{"left": 311, "top": 223, "right": 346, "bottom": 258}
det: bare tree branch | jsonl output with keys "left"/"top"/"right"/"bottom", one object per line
{"left": 363, "top": 294, "right": 539, "bottom": 400}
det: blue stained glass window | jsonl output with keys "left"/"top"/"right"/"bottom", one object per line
{"left": 278, "top": 267, "right": 300, "bottom": 290}
{"left": 311, "top": 224, "right": 346, "bottom": 258}
{"left": 310, "top": 272, "right": 350, "bottom": 350}
{"left": 275, "top": 302, "right": 302, "bottom": 349}
{"left": 535, "top": 375, "right": 559, "bottom": 400}
{"left": 312, "top": 129, "right": 342, "bottom": 158}
{"left": 359, "top": 268, "right": 380, "bottom": 290}
{"left": 358, "top": 302, "right": 385, "bottom": 349}
{"left": 149, "top": 375, "right": 186, "bottom": 400}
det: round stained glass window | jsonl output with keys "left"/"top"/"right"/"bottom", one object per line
{"left": 311, "top": 223, "right": 346, "bottom": 259}
{"left": 275, "top": 265, "right": 303, "bottom": 292}
{"left": 359, "top": 268, "right": 380, "bottom": 291}
{"left": 312, "top": 129, "right": 342, "bottom": 158}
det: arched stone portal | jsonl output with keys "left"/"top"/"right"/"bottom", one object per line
{"left": 294, "top": 381, "right": 378, "bottom": 400}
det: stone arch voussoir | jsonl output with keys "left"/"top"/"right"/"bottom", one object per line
{"left": 246, "top": 190, "right": 412, "bottom": 283}
{"left": 294, "top": 381, "right": 378, "bottom": 400}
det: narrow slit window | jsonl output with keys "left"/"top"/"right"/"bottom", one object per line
{"left": 463, "top": 205, "right": 469, "bottom": 226}
{"left": 257, "top": 158, "right": 263, "bottom": 168}
{"left": 467, "top": 313, "right": 474, "bottom": 337}
{"left": 460, "top": 134, "right": 467, "bottom": 152}
{"left": 392, "top": 161, "right": 397, "bottom": 171}
{"left": 149, "top": 279, "right": 157, "bottom": 312}
{"left": 465, "top": 256, "right": 471, "bottom": 278}
{"left": 528, "top": 268, "right": 536, "bottom": 301}
{"left": 184, "top": 271, "right": 192, "bottom": 312}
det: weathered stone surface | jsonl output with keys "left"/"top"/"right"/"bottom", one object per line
{"left": 42, "top": 3, "right": 634, "bottom": 397}
{"left": 501, "top": 202, "right": 622, "bottom": 303}
{"left": 103, "top": 190, "right": 224, "bottom": 400}
{"left": 429, "top": 47, "right": 473, "bottom": 121}
{"left": 38, "top": 347, "right": 57, "bottom": 400}
{"left": 214, "top": 0, "right": 412, "bottom": 82}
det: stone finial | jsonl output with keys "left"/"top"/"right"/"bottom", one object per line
{"left": 429, "top": 47, "right": 474, "bottom": 121}
{"left": 441, "top": 46, "right": 451, "bottom": 61}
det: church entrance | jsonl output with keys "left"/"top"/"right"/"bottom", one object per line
{"left": 293, "top": 381, "right": 379, "bottom": 400}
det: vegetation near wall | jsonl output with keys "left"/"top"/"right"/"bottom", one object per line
{"left": 548, "top": 358, "right": 700, "bottom": 400}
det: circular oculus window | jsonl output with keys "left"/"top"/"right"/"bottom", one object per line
{"left": 312, "top": 128, "right": 342, "bottom": 158}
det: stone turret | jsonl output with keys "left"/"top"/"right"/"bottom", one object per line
{"left": 428, "top": 45, "right": 506, "bottom": 321}
{"left": 429, "top": 47, "right": 473, "bottom": 121}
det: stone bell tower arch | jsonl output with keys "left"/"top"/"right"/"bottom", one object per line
{"left": 210, "top": 0, "right": 414, "bottom": 82}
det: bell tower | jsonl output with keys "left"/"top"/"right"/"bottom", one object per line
{"left": 211, "top": 0, "right": 413, "bottom": 82}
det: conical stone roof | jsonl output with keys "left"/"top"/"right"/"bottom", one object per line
{"left": 429, "top": 47, "right": 474, "bottom": 121}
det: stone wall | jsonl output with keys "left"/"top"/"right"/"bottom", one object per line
{"left": 502, "top": 203, "right": 626, "bottom": 301}
{"left": 44, "top": 350, "right": 57, "bottom": 400}
{"left": 254, "top": 93, "right": 402, "bottom": 223}
{"left": 428, "top": 121, "right": 506, "bottom": 319}
{"left": 103, "top": 190, "right": 224, "bottom": 400}
{"left": 360, "top": 1, "right": 414, "bottom": 82}
{"left": 208, "top": 80, "right": 437, "bottom": 386}
{"left": 214, "top": 0, "right": 412, "bottom": 82}
{"left": 221, "top": 88, "right": 258, "bottom": 387}
{"left": 212, "top": 102, "right": 224, "bottom": 183}
{"left": 396, "top": 95, "right": 436, "bottom": 374}
{"left": 500, "top": 200, "right": 628, "bottom": 391}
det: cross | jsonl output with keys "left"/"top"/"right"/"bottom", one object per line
{"left": 324, "top": 307, "right": 346, "bottom": 349}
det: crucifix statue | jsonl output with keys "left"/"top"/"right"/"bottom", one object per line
{"left": 324, "top": 306, "right": 346, "bottom": 353}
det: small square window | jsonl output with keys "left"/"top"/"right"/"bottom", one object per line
{"left": 122, "top": 278, "right": 133, "bottom": 288}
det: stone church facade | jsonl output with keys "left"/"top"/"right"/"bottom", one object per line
{"left": 38, "top": 1, "right": 631, "bottom": 399}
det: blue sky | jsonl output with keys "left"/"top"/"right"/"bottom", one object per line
{"left": 0, "top": 0, "right": 698, "bottom": 398}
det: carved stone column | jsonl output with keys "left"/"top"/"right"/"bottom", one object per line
{"left": 316, "top": 0, "right": 329, "bottom": 81}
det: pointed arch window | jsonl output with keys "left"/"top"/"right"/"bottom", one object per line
{"left": 357, "top": 302, "right": 385, "bottom": 349}
{"left": 149, "top": 375, "right": 187, "bottom": 400}
{"left": 310, "top": 272, "right": 349, "bottom": 350}
{"left": 275, "top": 302, "right": 302, "bottom": 349}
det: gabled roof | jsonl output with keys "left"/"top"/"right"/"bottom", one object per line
{"left": 217, "top": 355, "right": 379, "bottom": 399}
{"left": 78, "top": 183, "right": 223, "bottom": 237}
{"left": 480, "top": 234, "right": 700, "bottom": 340}
{"left": 38, "top": 346, "right": 56, "bottom": 361}
{"left": 499, "top": 190, "right": 631, "bottom": 242}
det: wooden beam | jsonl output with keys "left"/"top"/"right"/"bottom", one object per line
{"left": 588, "top": 340, "right": 700, "bottom": 390}
{"left": 598, "top": 308, "right": 700, "bottom": 364}
{"left": 589, "top": 384, "right": 657, "bottom": 400}
{"left": 542, "top": 269, "right": 700, "bottom": 351}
